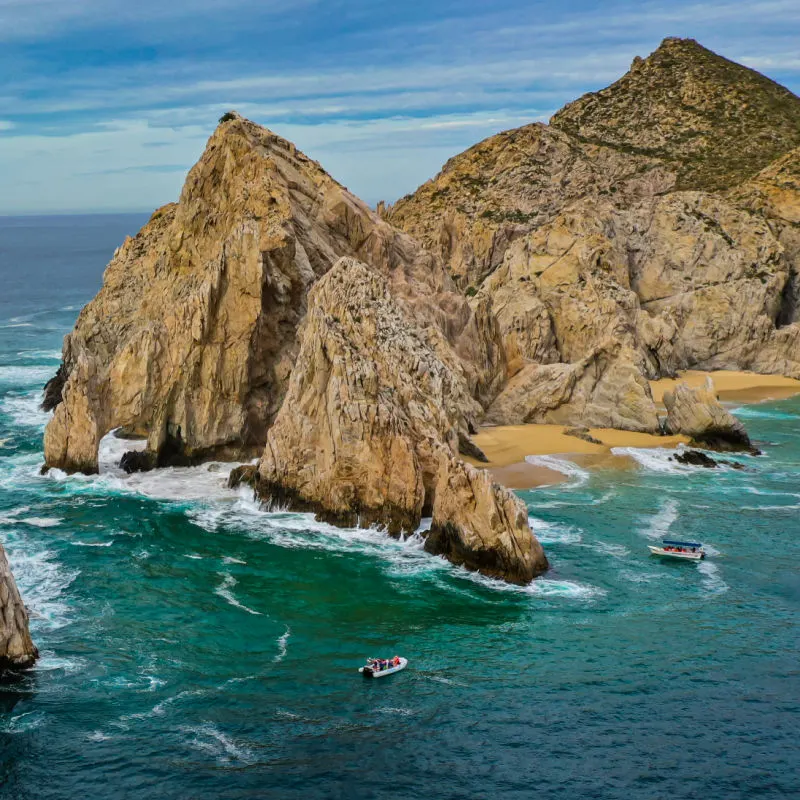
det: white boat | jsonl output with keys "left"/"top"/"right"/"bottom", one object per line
{"left": 648, "top": 539, "right": 705, "bottom": 561}
{"left": 359, "top": 657, "right": 407, "bottom": 678}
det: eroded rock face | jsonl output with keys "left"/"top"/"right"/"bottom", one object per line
{"left": 0, "top": 545, "right": 38, "bottom": 674}
{"left": 663, "top": 378, "right": 753, "bottom": 452}
{"left": 255, "top": 257, "right": 546, "bottom": 583}
{"left": 485, "top": 345, "right": 660, "bottom": 431}
{"left": 43, "top": 114, "right": 497, "bottom": 474}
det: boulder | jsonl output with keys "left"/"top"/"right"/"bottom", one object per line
{"left": 485, "top": 345, "right": 660, "bottom": 432}
{"left": 663, "top": 377, "right": 755, "bottom": 452}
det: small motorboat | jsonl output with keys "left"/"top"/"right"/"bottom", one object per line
{"left": 648, "top": 539, "right": 705, "bottom": 561}
{"left": 359, "top": 657, "right": 407, "bottom": 678}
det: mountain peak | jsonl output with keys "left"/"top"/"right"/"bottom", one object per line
{"left": 551, "top": 38, "right": 800, "bottom": 191}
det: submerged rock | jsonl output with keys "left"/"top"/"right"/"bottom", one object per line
{"left": 254, "top": 257, "right": 547, "bottom": 583}
{"left": 672, "top": 449, "right": 719, "bottom": 468}
{"left": 663, "top": 378, "right": 756, "bottom": 453}
{"left": 0, "top": 545, "right": 38, "bottom": 675}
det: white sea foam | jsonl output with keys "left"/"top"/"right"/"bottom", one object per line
{"left": 0, "top": 365, "right": 55, "bottom": 386}
{"left": 2, "top": 539, "right": 77, "bottom": 629}
{"left": 524, "top": 455, "right": 590, "bottom": 487}
{"left": 180, "top": 723, "right": 256, "bottom": 764}
{"left": 637, "top": 497, "right": 680, "bottom": 541}
{"left": 731, "top": 406, "right": 797, "bottom": 421}
{"left": 214, "top": 572, "right": 262, "bottom": 616}
{"left": 221, "top": 556, "right": 246, "bottom": 565}
{"left": 21, "top": 517, "right": 62, "bottom": 528}
{"left": 41, "top": 431, "right": 239, "bottom": 503}
{"left": 86, "top": 730, "right": 112, "bottom": 742}
{"left": 611, "top": 446, "right": 693, "bottom": 474}
{"left": 376, "top": 707, "right": 414, "bottom": 716}
{"left": 273, "top": 626, "right": 291, "bottom": 662}
{"left": 528, "top": 516, "right": 582, "bottom": 545}
{"left": 34, "top": 654, "right": 86, "bottom": 674}
{"left": 588, "top": 541, "right": 630, "bottom": 558}
{"left": 1, "top": 711, "right": 46, "bottom": 733}
{"left": 741, "top": 503, "right": 800, "bottom": 511}
{"left": 71, "top": 540, "right": 114, "bottom": 547}
{"left": 0, "top": 391, "right": 51, "bottom": 429}
{"left": 191, "top": 496, "right": 448, "bottom": 580}
{"left": 457, "top": 565, "right": 604, "bottom": 600}
{"left": 16, "top": 349, "right": 61, "bottom": 361}
{"left": 698, "top": 561, "right": 729, "bottom": 596}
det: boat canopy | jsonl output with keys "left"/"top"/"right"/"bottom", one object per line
{"left": 662, "top": 539, "right": 702, "bottom": 548}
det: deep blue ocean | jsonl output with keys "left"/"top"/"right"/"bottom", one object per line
{"left": 0, "top": 215, "right": 798, "bottom": 799}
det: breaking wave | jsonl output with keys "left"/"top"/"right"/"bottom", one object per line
{"left": 524, "top": 455, "right": 590, "bottom": 487}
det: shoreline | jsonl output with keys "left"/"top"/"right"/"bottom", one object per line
{"left": 649, "top": 369, "right": 800, "bottom": 405}
{"left": 469, "top": 369, "right": 800, "bottom": 489}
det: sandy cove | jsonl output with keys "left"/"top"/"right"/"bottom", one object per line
{"left": 469, "top": 370, "right": 800, "bottom": 489}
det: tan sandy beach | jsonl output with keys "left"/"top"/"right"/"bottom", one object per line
{"left": 468, "top": 370, "right": 800, "bottom": 488}
{"left": 650, "top": 370, "right": 800, "bottom": 405}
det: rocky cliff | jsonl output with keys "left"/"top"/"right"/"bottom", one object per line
{"left": 43, "top": 113, "right": 499, "bottom": 474}
{"left": 252, "top": 257, "right": 546, "bottom": 583}
{"left": 390, "top": 38, "right": 800, "bottom": 429}
{"left": 0, "top": 544, "right": 38, "bottom": 675}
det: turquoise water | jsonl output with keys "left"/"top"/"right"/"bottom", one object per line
{"left": 1, "top": 216, "right": 799, "bottom": 799}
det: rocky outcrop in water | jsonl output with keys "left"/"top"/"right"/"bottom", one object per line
{"left": 43, "top": 113, "right": 498, "bottom": 475}
{"left": 663, "top": 378, "right": 754, "bottom": 452}
{"left": 0, "top": 544, "right": 38, "bottom": 675}
{"left": 254, "top": 257, "right": 546, "bottom": 583}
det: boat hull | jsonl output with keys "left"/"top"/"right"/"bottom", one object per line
{"left": 359, "top": 657, "right": 408, "bottom": 678}
{"left": 648, "top": 546, "right": 704, "bottom": 561}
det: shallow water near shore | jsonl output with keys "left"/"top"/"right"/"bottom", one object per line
{"left": 1, "top": 215, "right": 799, "bottom": 799}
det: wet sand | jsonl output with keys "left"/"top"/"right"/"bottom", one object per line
{"left": 467, "top": 370, "right": 799, "bottom": 489}
{"left": 650, "top": 370, "right": 800, "bottom": 405}
{"left": 465, "top": 424, "right": 689, "bottom": 488}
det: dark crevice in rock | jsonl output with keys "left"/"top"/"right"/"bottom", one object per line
{"left": 458, "top": 433, "right": 488, "bottom": 462}
{"left": 41, "top": 363, "right": 67, "bottom": 412}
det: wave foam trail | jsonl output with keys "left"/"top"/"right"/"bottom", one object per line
{"left": 2, "top": 537, "right": 77, "bottom": 630}
{"left": 190, "top": 495, "right": 447, "bottom": 580}
{"left": 41, "top": 431, "right": 240, "bottom": 503}
{"left": 458, "top": 566, "right": 604, "bottom": 600}
{"left": 21, "top": 517, "right": 62, "bottom": 528}
{"left": 0, "top": 365, "right": 56, "bottom": 387}
{"left": 0, "top": 391, "right": 50, "bottom": 429}
{"left": 214, "top": 572, "right": 262, "bottom": 616}
{"left": 611, "top": 446, "right": 695, "bottom": 474}
{"left": 274, "top": 627, "right": 290, "bottom": 663}
{"left": 180, "top": 723, "right": 256, "bottom": 765}
{"left": 524, "top": 455, "right": 589, "bottom": 487}
{"left": 698, "top": 561, "right": 729, "bottom": 596}
{"left": 528, "top": 516, "right": 582, "bottom": 545}
{"left": 638, "top": 497, "right": 679, "bottom": 541}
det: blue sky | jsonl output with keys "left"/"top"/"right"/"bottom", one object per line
{"left": 1, "top": 0, "right": 799, "bottom": 215}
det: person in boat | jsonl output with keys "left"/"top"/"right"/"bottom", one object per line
{"left": 393, "top": 656, "right": 400, "bottom": 667}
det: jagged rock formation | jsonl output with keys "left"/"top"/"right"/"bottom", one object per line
{"left": 0, "top": 544, "right": 38, "bottom": 674}
{"left": 390, "top": 38, "right": 800, "bottom": 429}
{"left": 663, "top": 378, "right": 754, "bottom": 452}
{"left": 253, "top": 258, "right": 546, "bottom": 583}
{"left": 43, "top": 113, "right": 498, "bottom": 474}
